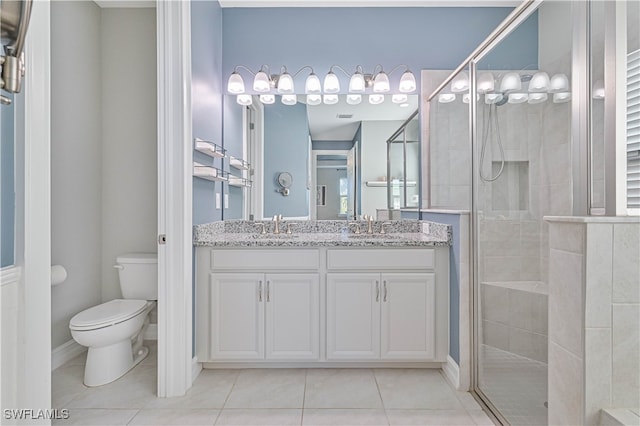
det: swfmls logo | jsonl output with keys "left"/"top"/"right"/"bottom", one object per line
{"left": 3, "top": 409, "right": 70, "bottom": 420}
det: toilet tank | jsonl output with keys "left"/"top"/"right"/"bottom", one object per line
{"left": 115, "top": 253, "right": 158, "bottom": 300}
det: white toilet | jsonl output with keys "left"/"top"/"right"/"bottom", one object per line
{"left": 69, "top": 253, "right": 157, "bottom": 387}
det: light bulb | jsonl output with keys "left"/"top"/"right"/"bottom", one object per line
{"left": 438, "top": 93, "right": 456, "bottom": 103}
{"left": 323, "top": 94, "right": 339, "bottom": 105}
{"left": 529, "top": 72, "right": 550, "bottom": 92}
{"left": 392, "top": 94, "right": 408, "bottom": 104}
{"left": 528, "top": 93, "right": 547, "bottom": 104}
{"left": 281, "top": 94, "right": 297, "bottom": 105}
{"left": 323, "top": 71, "right": 340, "bottom": 94}
{"left": 373, "top": 72, "right": 390, "bottom": 93}
{"left": 484, "top": 93, "right": 503, "bottom": 104}
{"left": 349, "top": 72, "right": 366, "bottom": 93}
{"left": 500, "top": 72, "right": 521, "bottom": 92}
{"left": 237, "top": 94, "right": 252, "bottom": 105}
{"left": 549, "top": 73, "right": 570, "bottom": 93}
{"left": 227, "top": 72, "right": 245, "bottom": 94}
{"left": 306, "top": 94, "right": 321, "bottom": 106}
{"left": 451, "top": 71, "right": 469, "bottom": 93}
{"left": 346, "top": 94, "right": 362, "bottom": 105}
{"left": 369, "top": 94, "right": 385, "bottom": 105}
{"left": 553, "top": 92, "right": 571, "bottom": 103}
{"left": 508, "top": 93, "right": 528, "bottom": 104}
{"left": 253, "top": 71, "right": 271, "bottom": 93}
{"left": 305, "top": 73, "right": 321, "bottom": 94}
{"left": 477, "top": 72, "right": 494, "bottom": 94}
{"left": 277, "top": 72, "right": 294, "bottom": 94}
{"left": 399, "top": 70, "right": 416, "bottom": 93}
{"left": 259, "top": 94, "right": 275, "bottom": 104}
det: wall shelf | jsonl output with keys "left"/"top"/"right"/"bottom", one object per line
{"left": 194, "top": 138, "right": 226, "bottom": 158}
{"left": 229, "top": 156, "right": 250, "bottom": 170}
{"left": 193, "top": 163, "right": 228, "bottom": 182}
{"left": 228, "top": 175, "right": 252, "bottom": 187}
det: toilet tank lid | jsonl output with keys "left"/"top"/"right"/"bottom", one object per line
{"left": 116, "top": 253, "right": 157, "bottom": 264}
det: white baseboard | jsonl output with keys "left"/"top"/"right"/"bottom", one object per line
{"left": 192, "top": 356, "right": 202, "bottom": 383}
{"left": 52, "top": 340, "right": 86, "bottom": 371}
{"left": 442, "top": 355, "right": 460, "bottom": 389}
{"left": 144, "top": 323, "right": 157, "bottom": 340}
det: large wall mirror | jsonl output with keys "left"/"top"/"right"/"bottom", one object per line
{"left": 222, "top": 94, "right": 420, "bottom": 221}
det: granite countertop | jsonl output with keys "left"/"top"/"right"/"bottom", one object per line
{"left": 193, "top": 220, "right": 451, "bottom": 248}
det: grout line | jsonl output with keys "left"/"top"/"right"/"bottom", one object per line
{"left": 371, "top": 368, "right": 391, "bottom": 426}
{"left": 300, "top": 369, "right": 308, "bottom": 426}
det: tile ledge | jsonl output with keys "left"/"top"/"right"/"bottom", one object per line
{"left": 544, "top": 216, "right": 640, "bottom": 224}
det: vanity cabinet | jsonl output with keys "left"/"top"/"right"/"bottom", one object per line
{"left": 327, "top": 272, "right": 435, "bottom": 361}
{"left": 209, "top": 273, "right": 319, "bottom": 361}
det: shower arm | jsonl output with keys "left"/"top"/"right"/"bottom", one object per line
{"left": 1, "top": 0, "right": 34, "bottom": 105}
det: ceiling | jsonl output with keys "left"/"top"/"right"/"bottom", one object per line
{"left": 218, "top": 0, "right": 520, "bottom": 7}
{"left": 307, "top": 95, "right": 419, "bottom": 141}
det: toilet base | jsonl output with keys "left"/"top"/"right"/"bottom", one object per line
{"left": 83, "top": 340, "right": 149, "bottom": 387}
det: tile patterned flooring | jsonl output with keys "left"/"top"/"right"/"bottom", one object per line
{"left": 52, "top": 342, "right": 495, "bottom": 425}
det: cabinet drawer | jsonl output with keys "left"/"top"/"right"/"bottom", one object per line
{"left": 210, "top": 249, "right": 320, "bottom": 271}
{"left": 326, "top": 248, "right": 434, "bottom": 270}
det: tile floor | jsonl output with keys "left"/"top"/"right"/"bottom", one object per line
{"left": 52, "top": 341, "right": 495, "bottom": 425}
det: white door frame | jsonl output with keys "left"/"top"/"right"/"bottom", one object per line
{"left": 156, "top": 0, "right": 193, "bottom": 397}
{"left": 13, "top": 0, "right": 52, "bottom": 411}
{"left": 311, "top": 149, "right": 350, "bottom": 220}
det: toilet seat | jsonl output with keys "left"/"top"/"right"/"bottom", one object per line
{"left": 70, "top": 299, "right": 149, "bottom": 331}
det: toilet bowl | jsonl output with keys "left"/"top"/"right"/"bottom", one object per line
{"left": 69, "top": 253, "right": 157, "bottom": 387}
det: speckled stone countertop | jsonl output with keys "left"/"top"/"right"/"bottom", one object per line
{"left": 193, "top": 220, "right": 451, "bottom": 248}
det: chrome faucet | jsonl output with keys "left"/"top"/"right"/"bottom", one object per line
{"left": 363, "top": 215, "right": 374, "bottom": 234}
{"left": 272, "top": 214, "right": 283, "bottom": 234}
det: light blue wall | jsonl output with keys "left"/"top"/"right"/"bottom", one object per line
{"left": 222, "top": 95, "right": 244, "bottom": 219}
{"left": 263, "top": 102, "right": 310, "bottom": 218}
{"left": 1, "top": 95, "right": 15, "bottom": 267}
{"left": 192, "top": 0, "right": 224, "bottom": 226}
{"left": 312, "top": 140, "right": 354, "bottom": 151}
{"left": 222, "top": 7, "right": 538, "bottom": 93}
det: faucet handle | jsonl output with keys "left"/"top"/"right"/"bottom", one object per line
{"left": 379, "top": 222, "right": 392, "bottom": 234}
{"left": 257, "top": 223, "right": 267, "bottom": 234}
{"left": 348, "top": 222, "right": 362, "bottom": 234}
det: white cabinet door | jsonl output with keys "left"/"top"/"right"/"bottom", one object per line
{"left": 210, "top": 273, "right": 265, "bottom": 360}
{"left": 326, "top": 273, "right": 380, "bottom": 360}
{"left": 381, "top": 273, "right": 436, "bottom": 360}
{"left": 265, "top": 274, "right": 319, "bottom": 360}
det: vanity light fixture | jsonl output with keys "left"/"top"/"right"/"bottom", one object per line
{"left": 373, "top": 71, "right": 390, "bottom": 93}
{"left": 227, "top": 71, "right": 245, "bottom": 94}
{"left": 549, "top": 73, "right": 570, "bottom": 93}
{"left": 277, "top": 71, "right": 294, "bottom": 94}
{"left": 349, "top": 71, "right": 366, "bottom": 93}
{"left": 553, "top": 92, "right": 571, "bottom": 103}
{"left": 392, "top": 93, "right": 408, "bottom": 104}
{"left": 484, "top": 93, "right": 503, "bottom": 104}
{"left": 323, "top": 70, "right": 340, "bottom": 93}
{"left": 253, "top": 69, "right": 271, "bottom": 93}
{"left": 305, "top": 72, "right": 322, "bottom": 94}
{"left": 499, "top": 72, "right": 522, "bottom": 92}
{"left": 281, "top": 94, "right": 297, "bottom": 105}
{"left": 399, "top": 70, "right": 417, "bottom": 93}
{"left": 346, "top": 94, "right": 362, "bottom": 105}
{"left": 529, "top": 71, "right": 550, "bottom": 92}
{"left": 528, "top": 93, "right": 548, "bottom": 104}
{"left": 462, "top": 93, "right": 479, "bottom": 104}
{"left": 508, "top": 93, "right": 529, "bottom": 104}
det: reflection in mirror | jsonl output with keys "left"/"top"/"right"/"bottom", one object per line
{"left": 223, "top": 94, "right": 420, "bottom": 220}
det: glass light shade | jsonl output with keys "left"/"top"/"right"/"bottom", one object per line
{"left": 392, "top": 94, "right": 408, "bottom": 104}
{"left": 349, "top": 72, "right": 366, "bottom": 93}
{"left": 528, "top": 93, "right": 548, "bottom": 104}
{"left": 477, "top": 72, "right": 494, "bottom": 94}
{"left": 529, "top": 72, "right": 550, "bottom": 92}
{"left": 549, "top": 73, "right": 570, "bottom": 93}
{"left": 253, "top": 71, "right": 271, "bottom": 93}
{"left": 484, "top": 93, "right": 503, "bottom": 104}
{"left": 346, "top": 94, "right": 362, "bottom": 105}
{"left": 369, "top": 94, "right": 385, "bottom": 105}
{"left": 462, "top": 93, "right": 480, "bottom": 104}
{"left": 306, "top": 94, "right": 321, "bottom": 106}
{"left": 500, "top": 72, "right": 522, "bottom": 92}
{"left": 323, "top": 71, "right": 340, "bottom": 94}
{"left": 323, "top": 94, "right": 339, "bottom": 105}
{"left": 373, "top": 72, "right": 390, "bottom": 93}
{"left": 227, "top": 72, "right": 245, "bottom": 94}
{"left": 438, "top": 93, "right": 456, "bottom": 103}
{"left": 259, "top": 94, "right": 275, "bottom": 104}
{"left": 236, "top": 94, "right": 252, "bottom": 105}
{"left": 305, "top": 73, "right": 321, "bottom": 94}
{"left": 277, "top": 72, "right": 294, "bottom": 94}
{"left": 399, "top": 71, "right": 416, "bottom": 93}
{"left": 508, "top": 93, "right": 528, "bottom": 104}
{"left": 553, "top": 92, "right": 571, "bottom": 103}
{"left": 281, "top": 94, "right": 297, "bottom": 105}
{"left": 451, "top": 71, "right": 469, "bottom": 93}
{"left": 592, "top": 80, "right": 605, "bottom": 99}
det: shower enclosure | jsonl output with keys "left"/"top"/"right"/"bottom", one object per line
{"left": 423, "top": 1, "right": 578, "bottom": 424}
